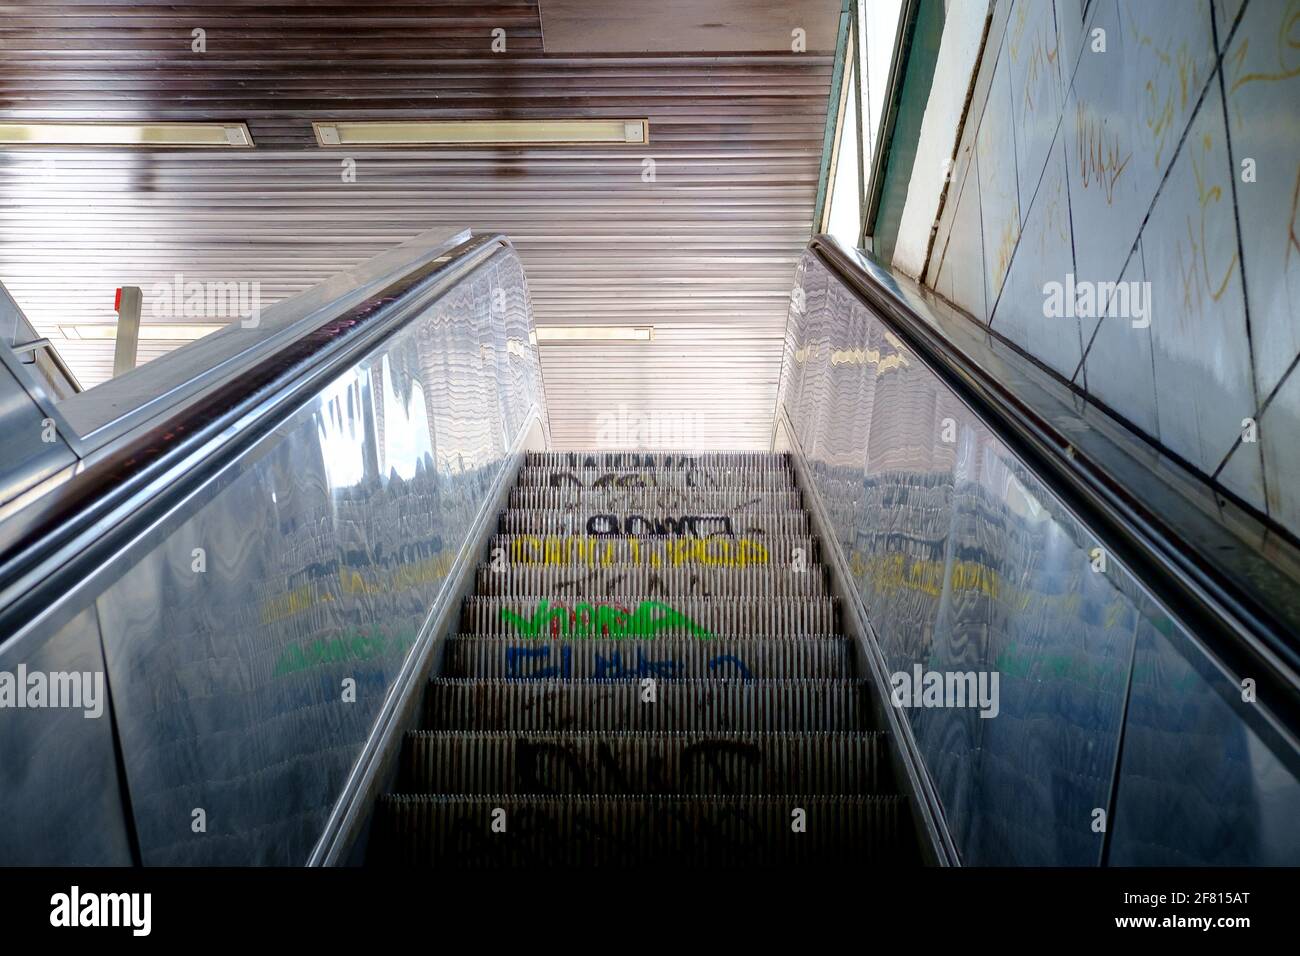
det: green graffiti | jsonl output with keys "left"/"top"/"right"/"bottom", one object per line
{"left": 272, "top": 628, "right": 417, "bottom": 677}
{"left": 500, "top": 599, "right": 713, "bottom": 640}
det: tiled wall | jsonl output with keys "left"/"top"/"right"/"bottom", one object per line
{"left": 929, "top": 0, "right": 1300, "bottom": 539}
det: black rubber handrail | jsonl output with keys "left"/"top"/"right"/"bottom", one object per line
{"left": 806, "top": 233, "right": 1300, "bottom": 750}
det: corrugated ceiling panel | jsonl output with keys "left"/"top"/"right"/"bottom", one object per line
{"left": 0, "top": 1, "right": 834, "bottom": 450}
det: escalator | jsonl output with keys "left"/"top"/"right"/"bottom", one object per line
{"left": 1, "top": 227, "right": 1298, "bottom": 868}
{"left": 369, "top": 451, "right": 920, "bottom": 866}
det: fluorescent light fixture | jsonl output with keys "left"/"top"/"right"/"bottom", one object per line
{"left": 0, "top": 122, "right": 253, "bottom": 148}
{"left": 534, "top": 326, "right": 654, "bottom": 343}
{"left": 313, "top": 119, "right": 648, "bottom": 147}
{"left": 59, "top": 324, "right": 227, "bottom": 341}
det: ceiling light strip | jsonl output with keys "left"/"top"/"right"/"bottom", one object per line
{"left": 313, "top": 119, "right": 648, "bottom": 147}
{"left": 0, "top": 122, "right": 253, "bottom": 148}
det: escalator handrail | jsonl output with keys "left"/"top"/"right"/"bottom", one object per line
{"left": 802, "top": 233, "right": 1300, "bottom": 738}
{"left": 0, "top": 231, "right": 516, "bottom": 641}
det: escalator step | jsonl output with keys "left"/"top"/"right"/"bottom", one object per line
{"left": 525, "top": 451, "right": 790, "bottom": 469}
{"left": 372, "top": 794, "right": 913, "bottom": 867}
{"left": 509, "top": 487, "right": 804, "bottom": 511}
{"left": 492, "top": 533, "right": 819, "bottom": 568}
{"left": 440, "top": 635, "right": 853, "bottom": 679}
{"left": 514, "top": 467, "right": 796, "bottom": 491}
{"left": 399, "top": 730, "right": 892, "bottom": 794}
{"left": 473, "top": 564, "right": 827, "bottom": 598}
{"left": 423, "top": 678, "right": 869, "bottom": 732}
{"left": 498, "top": 508, "right": 810, "bottom": 537}
{"left": 461, "top": 595, "right": 839, "bottom": 637}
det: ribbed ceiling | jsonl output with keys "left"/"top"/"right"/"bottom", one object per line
{"left": 0, "top": 0, "right": 836, "bottom": 449}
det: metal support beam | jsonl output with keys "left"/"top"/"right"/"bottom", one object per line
{"left": 113, "top": 286, "right": 142, "bottom": 377}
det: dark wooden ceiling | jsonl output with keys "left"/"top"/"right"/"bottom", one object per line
{"left": 0, "top": 0, "right": 840, "bottom": 448}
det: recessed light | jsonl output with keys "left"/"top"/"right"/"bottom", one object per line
{"left": 312, "top": 119, "right": 648, "bottom": 147}
{"left": 534, "top": 326, "right": 654, "bottom": 343}
{"left": 0, "top": 122, "right": 253, "bottom": 148}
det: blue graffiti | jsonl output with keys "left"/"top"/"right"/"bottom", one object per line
{"left": 507, "top": 644, "right": 572, "bottom": 678}
{"left": 707, "top": 655, "right": 753, "bottom": 679}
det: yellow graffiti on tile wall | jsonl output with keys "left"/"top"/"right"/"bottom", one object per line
{"left": 1074, "top": 101, "right": 1131, "bottom": 206}
{"left": 1226, "top": 0, "right": 1300, "bottom": 96}
{"left": 1191, "top": 139, "right": 1238, "bottom": 304}
{"left": 1129, "top": 11, "right": 1201, "bottom": 171}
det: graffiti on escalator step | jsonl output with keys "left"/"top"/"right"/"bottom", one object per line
{"left": 504, "top": 644, "right": 752, "bottom": 679}
{"left": 584, "top": 513, "right": 733, "bottom": 536}
{"left": 499, "top": 598, "right": 713, "bottom": 640}
{"left": 508, "top": 534, "right": 771, "bottom": 568}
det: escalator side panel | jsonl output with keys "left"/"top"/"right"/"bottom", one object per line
{"left": 84, "top": 248, "right": 545, "bottom": 865}
{"left": 775, "top": 248, "right": 1298, "bottom": 865}
{"left": 0, "top": 604, "right": 134, "bottom": 865}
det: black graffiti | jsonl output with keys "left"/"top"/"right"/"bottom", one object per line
{"left": 551, "top": 568, "right": 713, "bottom": 598}
{"left": 285, "top": 534, "right": 445, "bottom": 588}
{"left": 585, "top": 514, "right": 733, "bottom": 537}
{"left": 547, "top": 469, "right": 723, "bottom": 490}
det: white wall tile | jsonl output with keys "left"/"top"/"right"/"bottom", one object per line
{"left": 1144, "top": 80, "right": 1257, "bottom": 479}
{"left": 1083, "top": 239, "right": 1161, "bottom": 436}
{"left": 1222, "top": 0, "right": 1300, "bottom": 398}
{"left": 1062, "top": 0, "right": 1147, "bottom": 290}
{"left": 1120, "top": 0, "right": 1218, "bottom": 175}
{"left": 1218, "top": 419, "right": 1267, "bottom": 513}
{"left": 1261, "top": 363, "right": 1300, "bottom": 528}
{"left": 1055, "top": 0, "right": 1088, "bottom": 90}
{"left": 977, "top": 39, "right": 1023, "bottom": 307}
{"left": 1008, "top": 0, "right": 1066, "bottom": 220}
{"left": 936, "top": 158, "right": 988, "bottom": 321}
{"left": 1213, "top": 0, "right": 1247, "bottom": 49}
{"left": 991, "top": 131, "right": 1082, "bottom": 377}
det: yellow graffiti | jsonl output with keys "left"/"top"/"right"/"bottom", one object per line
{"left": 1190, "top": 140, "right": 1238, "bottom": 303}
{"left": 1129, "top": 9, "right": 1201, "bottom": 170}
{"left": 258, "top": 552, "right": 456, "bottom": 625}
{"left": 509, "top": 534, "right": 770, "bottom": 569}
{"left": 1074, "top": 100, "right": 1132, "bottom": 205}
{"left": 829, "top": 344, "right": 911, "bottom": 375}
{"left": 848, "top": 549, "right": 1130, "bottom": 627}
{"left": 1227, "top": 0, "right": 1300, "bottom": 96}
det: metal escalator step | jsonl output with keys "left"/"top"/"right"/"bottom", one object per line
{"left": 514, "top": 467, "right": 795, "bottom": 491}
{"left": 440, "top": 635, "right": 853, "bottom": 679}
{"left": 498, "top": 508, "right": 810, "bottom": 537}
{"left": 372, "top": 794, "right": 912, "bottom": 867}
{"left": 508, "top": 487, "right": 804, "bottom": 512}
{"left": 423, "top": 678, "right": 868, "bottom": 731}
{"left": 399, "top": 730, "right": 892, "bottom": 795}
{"left": 525, "top": 451, "right": 790, "bottom": 469}
{"left": 492, "top": 533, "right": 819, "bottom": 568}
{"left": 461, "top": 595, "right": 839, "bottom": 637}
{"left": 472, "top": 564, "right": 827, "bottom": 598}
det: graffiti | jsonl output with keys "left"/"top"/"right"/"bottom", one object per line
{"left": 546, "top": 469, "right": 723, "bottom": 490}
{"left": 260, "top": 550, "right": 456, "bottom": 624}
{"left": 551, "top": 568, "right": 712, "bottom": 598}
{"left": 272, "top": 628, "right": 416, "bottom": 677}
{"left": 285, "top": 535, "right": 445, "bottom": 589}
{"left": 585, "top": 513, "right": 733, "bottom": 536}
{"left": 499, "top": 599, "right": 713, "bottom": 640}
{"left": 508, "top": 534, "right": 770, "bottom": 568}
{"left": 1074, "top": 100, "right": 1132, "bottom": 205}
